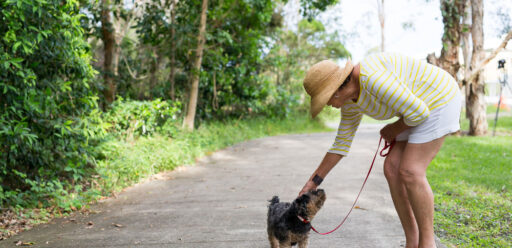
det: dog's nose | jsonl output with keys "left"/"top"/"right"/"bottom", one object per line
{"left": 316, "top": 189, "right": 325, "bottom": 195}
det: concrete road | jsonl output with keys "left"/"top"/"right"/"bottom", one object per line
{"left": 1, "top": 125, "right": 419, "bottom": 247}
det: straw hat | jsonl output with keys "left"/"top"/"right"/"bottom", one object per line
{"left": 303, "top": 60, "right": 353, "bottom": 118}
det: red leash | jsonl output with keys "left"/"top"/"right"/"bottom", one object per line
{"left": 311, "top": 136, "right": 394, "bottom": 235}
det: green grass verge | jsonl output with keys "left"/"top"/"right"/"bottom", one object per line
{"left": 429, "top": 136, "right": 512, "bottom": 247}
{"left": 94, "top": 115, "right": 330, "bottom": 193}
{"left": 460, "top": 116, "right": 512, "bottom": 134}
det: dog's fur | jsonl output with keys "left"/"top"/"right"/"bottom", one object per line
{"left": 267, "top": 189, "right": 326, "bottom": 248}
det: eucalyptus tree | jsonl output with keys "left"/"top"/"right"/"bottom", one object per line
{"left": 426, "top": 0, "right": 466, "bottom": 78}
{"left": 183, "top": 0, "right": 208, "bottom": 130}
{"left": 429, "top": 0, "right": 512, "bottom": 135}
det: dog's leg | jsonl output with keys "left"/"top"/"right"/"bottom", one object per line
{"left": 279, "top": 240, "right": 292, "bottom": 248}
{"left": 298, "top": 236, "right": 309, "bottom": 248}
{"left": 268, "top": 235, "right": 280, "bottom": 248}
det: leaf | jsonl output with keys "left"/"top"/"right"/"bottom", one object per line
{"left": 13, "top": 42, "right": 22, "bottom": 52}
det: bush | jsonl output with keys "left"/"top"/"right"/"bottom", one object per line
{"left": 102, "top": 98, "right": 181, "bottom": 139}
{"left": 0, "top": 0, "right": 98, "bottom": 207}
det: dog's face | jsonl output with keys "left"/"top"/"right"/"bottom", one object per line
{"left": 294, "top": 189, "right": 326, "bottom": 220}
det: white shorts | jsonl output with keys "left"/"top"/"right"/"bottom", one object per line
{"left": 396, "top": 92, "right": 462, "bottom": 144}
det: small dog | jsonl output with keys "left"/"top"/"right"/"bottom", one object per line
{"left": 267, "top": 189, "right": 326, "bottom": 248}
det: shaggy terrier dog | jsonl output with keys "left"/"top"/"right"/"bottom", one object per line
{"left": 267, "top": 189, "right": 326, "bottom": 248}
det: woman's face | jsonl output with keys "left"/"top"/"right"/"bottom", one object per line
{"left": 326, "top": 85, "right": 352, "bottom": 109}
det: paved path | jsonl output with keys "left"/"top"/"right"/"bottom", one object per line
{"left": 2, "top": 125, "right": 412, "bottom": 247}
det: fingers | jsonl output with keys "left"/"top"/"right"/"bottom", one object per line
{"left": 299, "top": 181, "right": 317, "bottom": 196}
{"left": 380, "top": 124, "right": 397, "bottom": 143}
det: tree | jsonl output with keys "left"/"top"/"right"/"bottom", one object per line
{"left": 427, "top": 0, "right": 466, "bottom": 79}
{"left": 463, "top": 1, "right": 512, "bottom": 135}
{"left": 169, "top": 0, "right": 178, "bottom": 100}
{"left": 84, "top": 0, "right": 140, "bottom": 105}
{"left": 299, "top": 0, "right": 339, "bottom": 21}
{"left": 100, "top": 0, "right": 118, "bottom": 105}
{"left": 430, "top": 0, "right": 512, "bottom": 135}
{"left": 377, "top": 0, "right": 385, "bottom": 52}
{"left": 465, "top": 0, "right": 486, "bottom": 135}
{"left": 183, "top": 0, "right": 208, "bottom": 130}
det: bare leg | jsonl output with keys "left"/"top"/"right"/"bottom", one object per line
{"left": 383, "top": 141, "right": 419, "bottom": 248}
{"left": 400, "top": 137, "right": 445, "bottom": 248}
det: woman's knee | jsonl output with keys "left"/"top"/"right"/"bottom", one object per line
{"left": 383, "top": 156, "right": 400, "bottom": 180}
{"left": 398, "top": 166, "right": 425, "bottom": 186}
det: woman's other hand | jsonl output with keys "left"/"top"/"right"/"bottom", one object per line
{"left": 380, "top": 118, "right": 411, "bottom": 142}
{"left": 299, "top": 180, "right": 317, "bottom": 196}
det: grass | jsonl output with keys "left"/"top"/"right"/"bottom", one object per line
{"left": 460, "top": 116, "right": 512, "bottom": 135}
{"left": 94, "top": 115, "right": 330, "bottom": 194}
{"left": 429, "top": 136, "right": 512, "bottom": 247}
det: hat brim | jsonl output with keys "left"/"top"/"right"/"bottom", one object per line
{"left": 310, "top": 60, "right": 353, "bottom": 118}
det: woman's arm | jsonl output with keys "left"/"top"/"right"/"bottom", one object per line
{"left": 299, "top": 152, "right": 343, "bottom": 196}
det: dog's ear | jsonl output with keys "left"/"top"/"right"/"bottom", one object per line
{"left": 294, "top": 194, "right": 310, "bottom": 215}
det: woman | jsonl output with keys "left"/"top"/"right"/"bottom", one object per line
{"left": 299, "top": 53, "right": 461, "bottom": 248}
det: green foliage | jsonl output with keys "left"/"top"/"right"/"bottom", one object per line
{"left": 298, "top": 0, "right": 338, "bottom": 21}
{"left": 94, "top": 112, "right": 329, "bottom": 194}
{"left": 439, "top": 0, "right": 464, "bottom": 51}
{"left": 0, "top": 0, "right": 98, "bottom": 207}
{"left": 102, "top": 98, "right": 181, "bottom": 138}
{"left": 261, "top": 18, "right": 350, "bottom": 113}
{"left": 133, "top": 0, "right": 293, "bottom": 121}
{"left": 429, "top": 136, "right": 512, "bottom": 247}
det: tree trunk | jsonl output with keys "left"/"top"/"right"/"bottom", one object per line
{"left": 461, "top": 1, "right": 471, "bottom": 86}
{"left": 149, "top": 47, "right": 162, "bottom": 94}
{"left": 437, "top": 0, "right": 465, "bottom": 78}
{"left": 377, "top": 0, "right": 385, "bottom": 52}
{"left": 183, "top": 0, "right": 208, "bottom": 130}
{"left": 212, "top": 71, "right": 218, "bottom": 110}
{"left": 466, "top": 0, "right": 487, "bottom": 135}
{"left": 168, "top": 0, "right": 177, "bottom": 101}
{"left": 101, "top": 0, "right": 116, "bottom": 105}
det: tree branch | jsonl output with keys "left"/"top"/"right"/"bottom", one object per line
{"left": 466, "top": 30, "right": 512, "bottom": 83}
{"left": 121, "top": 53, "right": 148, "bottom": 80}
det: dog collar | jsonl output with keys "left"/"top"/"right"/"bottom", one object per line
{"left": 297, "top": 215, "right": 310, "bottom": 224}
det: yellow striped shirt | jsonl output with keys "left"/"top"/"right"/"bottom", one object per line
{"left": 329, "top": 53, "right": 459, "bottom": 156}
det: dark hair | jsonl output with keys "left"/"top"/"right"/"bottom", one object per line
{"left": 338, "top": 74, "right": 351, "bottom": 90}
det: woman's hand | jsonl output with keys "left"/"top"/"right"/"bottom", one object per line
{"left": 380, "top": 118, "right": 411, "bottom": 142}
{"left": 299, "top": 180, "right": 317, "bottom": 196}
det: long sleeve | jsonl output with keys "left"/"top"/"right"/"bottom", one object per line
{"left": 328, "top": 108, "right": 363, "bottom": 156}
{"left": 365, "top": 69, "right": 430, "bottom": 126}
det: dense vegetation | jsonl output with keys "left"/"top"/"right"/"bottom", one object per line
{"left": 0, "top": 0, "right": 99, "bottom": 208}
{"left": 0, "top": 0, "right": 343, "bottom": 212}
